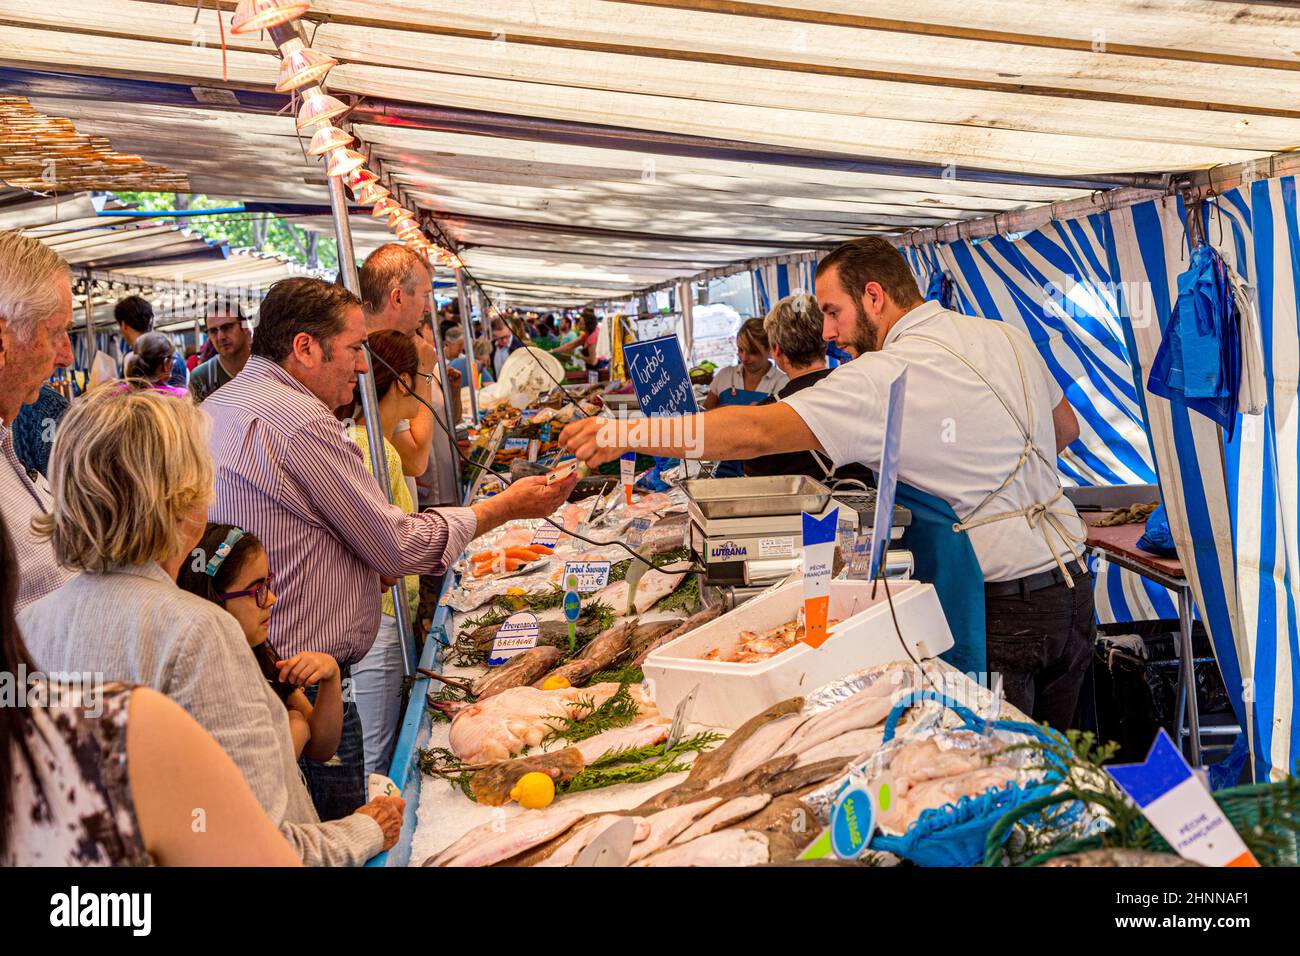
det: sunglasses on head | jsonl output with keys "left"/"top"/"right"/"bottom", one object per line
{"left": 216, "top": 571, "right": 275, "bottom": 609}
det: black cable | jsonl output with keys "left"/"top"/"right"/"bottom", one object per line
{"left": 363, "top": 345, "right": 702, "bottom": 575}
{"left": 879, "top": 571, "right": 942, "bottom": 697}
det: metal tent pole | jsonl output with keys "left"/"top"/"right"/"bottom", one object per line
{"left": 454, "top": 265, "right": 479, "bottom": 423}
{"left": 326, "top": 173, "right": 415, "bottom": 677}
{"left": 427, "top": 272, "right": 460, "bottom": 464}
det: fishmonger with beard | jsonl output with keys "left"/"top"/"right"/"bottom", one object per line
{"left": 562, "top": 237, "right": 1094, "bottom": 732}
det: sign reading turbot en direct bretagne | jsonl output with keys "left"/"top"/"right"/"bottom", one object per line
{"left": 624, "top": 334, "right": 699, "bottom": 418}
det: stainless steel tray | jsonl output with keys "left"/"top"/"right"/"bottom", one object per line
{"left": 682, "top": 475, "right": 832, "bottom": 519}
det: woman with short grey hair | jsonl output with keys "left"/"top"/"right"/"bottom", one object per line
{"left": 745, "top": 292, "right": 875, "bottom": 487}
{"left": 763, "top": 291, "right": 828, "bottom": 374}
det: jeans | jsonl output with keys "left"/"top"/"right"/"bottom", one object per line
{"left": 352, "top": 614, "right": 406, "bottom": 776}
{"left": 299, "top": 671, "right": 365, "bottom": 821}
{"left": 985, "top": 572, "right": 1096, "bottom": 732}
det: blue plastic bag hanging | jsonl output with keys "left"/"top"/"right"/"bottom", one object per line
{"left": 925, "top": 269, "right": 956, "bottom": 311}
{"left": 1146, "top": 220, "right": 1241, "bottom": 440}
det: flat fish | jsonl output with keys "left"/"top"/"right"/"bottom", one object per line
{"left": 468, "top": 747, "right": 586, "bottom": 807}
{"left": 594, "top": 566, "right": 686, "bottom": 617}
{"left": 532, "top": 815, "right": 651, "bottom": 868}
{"left": 721, "top": 712, "right": 811, "bottom": 783}
{"left": 672, "top": 794, "right": 772, "bottom": 846}
{"left": 633, "top": 605, "right": 722, "bottom": 666}
{"left": 775, "top": 694, "right": 896, "bottom": 760}
{"left": 691, "top": 756, "right": 850, "bottom": 809}
{"left": 637, "top": 829, "right": 770, "bottom": 867}
{"left": 791, "top": 725, "right": 888, "bottom": 770}
{"left": 744, "top": 794, "right": 820, "bottom": 852}
{"left": 684, "top": 697, "right": 805, "bottom": 790}
{"left": 626, "top": 799, "right": 723, "bottom": 864}
{"left": 428, "top": 808, "right": 587, "bottom": 867}
{"left": 472, "top": 645, "right": 564, "bottom": 699}
{"left": 573, "top": 719, "right": 671, "bottom": 764}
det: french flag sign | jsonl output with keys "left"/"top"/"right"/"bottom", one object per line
{"left": 800, "top": 507, "right": 839, "bottom": 649}
{"left": 1106, "top": 729, "right": 1258, "bottom": 867}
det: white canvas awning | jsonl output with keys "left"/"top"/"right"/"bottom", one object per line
{"left": 0, "top": 0, "right": 1296, "bottom": 307}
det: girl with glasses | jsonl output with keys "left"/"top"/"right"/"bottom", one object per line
{"left": 178, "top": 523, "right": 343, "bottom": 763}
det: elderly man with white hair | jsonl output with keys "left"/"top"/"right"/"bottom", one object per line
{"left": 0, "top": 231, "right": 75, "bottom": 609}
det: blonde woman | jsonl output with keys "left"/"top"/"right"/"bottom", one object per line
{"left": 19, "top": 385, "right": 403, "bottom": 865}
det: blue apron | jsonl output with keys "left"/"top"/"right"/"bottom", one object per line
{"left": 714, "top": 386, "right": 770, "bottom": 478}
{"left": 895, "top": 482, "right": 987, "bottom": 677}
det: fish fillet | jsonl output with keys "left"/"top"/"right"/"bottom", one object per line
{"left": 681, "top": 698, "right": 804, "bottom": 791}
{"left": 534, "top": 815, "right": 651, "bottom": 868}
{"left": 626, "top": 799, "right": 722, "bottom": 863}
{"left": 888, "top": 739, "right": 986, "bottom": 795}
{"left": 636, "top": 829, "right": 770, "bottom": 867}
{"left": 574, "top": 718, "right": 671, "bottom": 764}
{"left": 880, "top": 766, "right": 1017, "bottom": 833}
{"left": 594, "top": 566, "right": 686, "bottom": 616}
{"left": 672, "top": 794, "right": 772, "bottom": 846}
{"left": 433, "top": 809, "right": 587, "bottom": 867}
{"left": 721, "top": 713, "right": 810, "bottom": 782}
{"left": 791, "top": 725, "right": 888, "bottom": 770}
{"left": 775, "top": 693, "right": 895, "bottom": 759}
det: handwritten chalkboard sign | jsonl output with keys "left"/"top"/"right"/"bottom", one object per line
{"left": 624, "top": 335, "right": 699, "bottom": 418}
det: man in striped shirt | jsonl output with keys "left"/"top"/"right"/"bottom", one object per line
{"left": 0, "top": 232, "right": 75, "bottom": 611}
{"left": 206, "top": 277, "right": 576, "bottom": 819}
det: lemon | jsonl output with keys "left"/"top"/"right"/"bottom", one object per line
{"left": 510, "top": 771, "right": 555, "bottom": 809}
{"left": 506, "top": 587, "right": 525, "bottom": 596}
{"left": 541, "top": 675, "right": 571, "bottom": 691}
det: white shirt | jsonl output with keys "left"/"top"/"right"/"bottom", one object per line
{"left": 708, "top": 362, "right": 788, "bottom": 399}
{"left": 782, "top": 301, "right": 1084, "bottom": 582}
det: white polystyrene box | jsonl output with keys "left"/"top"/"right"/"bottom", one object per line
{"left": 642, "top": 579, "right": 953, "bottom": 729}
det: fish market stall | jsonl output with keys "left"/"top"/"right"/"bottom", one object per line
{"left": 376, "top": 466, "right": 1046, "bottom": 868}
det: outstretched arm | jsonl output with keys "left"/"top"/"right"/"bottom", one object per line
{"left": 560, "top": 403, "right": 822, "bottom": 468}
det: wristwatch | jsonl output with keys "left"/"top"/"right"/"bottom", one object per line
{"left": 417, "top": 370, "right": 435, "bottom": 384}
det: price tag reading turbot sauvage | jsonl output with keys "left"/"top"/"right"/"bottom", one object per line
{"left": 564, "top": 560, "right": 611, "bottom": 593}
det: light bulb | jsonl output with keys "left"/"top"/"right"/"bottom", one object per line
{"left": 325, "top": 148, "right": 367, "bottom": 178}
{"left": 306, "top": 124, "right": 352, "bottom": 156}
{"left": 352, "top": 182, "right": 389, "bottom": 206}
{"left": 231, "top": 0, "right": 311, "bottom": 35}
{"left": 276, "top": 38, "right": 338, "bottom": 92}
{"left": 344, "top": 167, "right": 378, "bottom": 191}
{"left": 296, "top": 89, "right": 348, "bottom": 131}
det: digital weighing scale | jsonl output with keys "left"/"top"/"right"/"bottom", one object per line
{"left": 683, "top": 476, "right": 913, "bottom": 599}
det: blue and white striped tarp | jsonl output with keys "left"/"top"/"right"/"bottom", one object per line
{"left": 901, "top": 231, "right": 1176, "bottom": 624}
{"left": 1111, "top": 180, "right": 1300, "bottom": 781}
{"left": 902, "top": 177, "right": 1300, "bottom": 780}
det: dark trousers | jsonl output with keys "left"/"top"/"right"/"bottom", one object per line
{"left": 299, "top": 675, "right": 366, "bottom": 821}
{"left": 985, "top": 572, "right": 1096, "bottom": 732}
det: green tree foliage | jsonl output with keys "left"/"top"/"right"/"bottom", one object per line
{"left": 110, "top": 192, "right": 337, "bottom": 270}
